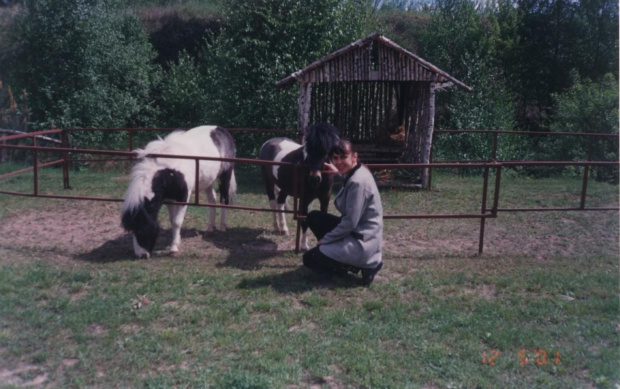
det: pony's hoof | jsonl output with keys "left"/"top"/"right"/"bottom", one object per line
{"left": 169, "top": 250, "right": 180, "bottom": 257}
{"left": 137, "top": 252, "right": 150, "bottom": 260}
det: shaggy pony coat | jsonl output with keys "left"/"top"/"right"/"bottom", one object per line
{"left": 121, "top": 125, "right": 236, "bottom": 258}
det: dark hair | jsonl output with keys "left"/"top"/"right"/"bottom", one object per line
{"left": 329, "top": 139, "right": 354, "bottom": 158}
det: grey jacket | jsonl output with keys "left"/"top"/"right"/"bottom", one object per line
{"left": 319, "top": 164, "right": 383, "bottom": 268}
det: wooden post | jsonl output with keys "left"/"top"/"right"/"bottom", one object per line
{"left": 1, "top": 137, "right": 6, "bottom": 163}
{"left": 33, "top": 136, "right": 38, "bottom": 196}
{"left": 479, "top": 166, "right": 489, "bottom": 255}
{"left": 420, "top": 83, "right": 436, "bottom": 188}
{"left": 62, "top": 130, "right": 71, "bottom": 189}
{"left": 298, "top": 82, "right": 313, "bottom": 133}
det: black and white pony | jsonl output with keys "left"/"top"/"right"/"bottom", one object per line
{"left": 121, "top": 125, "right": 236, "bottom": 258}
{"left": 258, "top": 123, "right": 339, "bottom": 251}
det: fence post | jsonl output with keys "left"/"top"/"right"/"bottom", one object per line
{"left": 1, "top": 136, "right": 5, "bottom": 163}
{"left": 580, "top": 138, "right": 592, "bottom": 209}
{"left": 62, "top": 130, "right": 71, "bottom": 189}
{"left": 428, "top": 132, "right": 435, "bottom": 190}
{"left": 492, "top": 165, "right": 502, "bottom": 217}
{"left": 478, "top": 166, "right": 490, "bottom": 255}
{"left": 294, "top": 162, "right": 301, "bottom": 253}
{"left": 33, "top": 135, "right": 38, "bottom": 196}
{"left": 195, "top": 159, "right": 200, "bottom": 205}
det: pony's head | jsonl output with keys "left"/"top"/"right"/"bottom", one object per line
{"left": 121, "top": 156, "right": 188, "bottom": 258}
{"left": 303, "top": 123, "right": 339, "bottom": 187}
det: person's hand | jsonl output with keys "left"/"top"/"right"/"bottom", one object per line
{"left": 322, "top": 162, "right": 338, "bottom": 174}
{"left": 317, "top": 240, "right": 322, "bottom": 246}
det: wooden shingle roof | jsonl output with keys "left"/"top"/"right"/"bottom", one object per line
{"left": 276, "top": 33, "right": 472, "bottom": 91}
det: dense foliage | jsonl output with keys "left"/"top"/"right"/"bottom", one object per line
{"left": 193, "top": 0, "right": 374, "bottom": 156}
{"left": 0, "top": 0, "right": 617, "bottom": 177}
{"left": 5, "top": 0, "right": 161, "bottom": 147}
{"left": 543, "top": 73, "right": 619, "bottom": 182}
{"left": 382, "top": 0, "right": 618, "bottom": 179}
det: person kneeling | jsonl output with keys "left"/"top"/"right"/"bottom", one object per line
{"left": 302, "top": 139, "right": 383, "bottom": 286}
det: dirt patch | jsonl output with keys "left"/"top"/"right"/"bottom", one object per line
{"left": 0, "top": 201, "right": 125, "bottom": 255}
{"left": 0, "top": 362, "right": 48, "bottom": 388}
{"left": 0, "top": 199, "right": 305, "bottom": 270}
{"left": 0, "top": 197, "right": 617, "bottom": 271}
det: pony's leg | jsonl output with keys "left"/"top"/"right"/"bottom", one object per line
{"left": 300, "top": 230, "right": 309, "bottom": 252}
{"left": 270, "top": 185, "right": 282, "bottom": 232}
{"left": 269, "top": 199, "right": 279, "bottom": 232}
{"left": 205, "top": 186, "right": 218, "bottom": 232}
{"left": 268, "top": 186, "right": 285, "bottom": 233}
{"left": 276, "top": 189, "right": 288, "bottom": 235}
{"left": 219, "top": 202, "right": 228, "bottom": 231}
{"left": 217, "top": 169, "right": 235, "bottom": 231}
{"left": 166, "top": 204, "right": 188, "bottom": 254}
{"left": 277, "top": 202, "right": 288, "bottom": 235}
{"left": 299, "top": 201, "right": 310, "bottom": 252}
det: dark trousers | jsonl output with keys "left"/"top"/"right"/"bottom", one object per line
{"left": 302, "top": 210, "right": 358, "bottom": 274}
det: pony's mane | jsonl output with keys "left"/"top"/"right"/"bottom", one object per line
{"left": 134, "top": 131, "right": 185, "bottom": 159}
{"left": 121, "top": 131, "right": 185, "bottom": 213}
{"left": 121, "top": 157, "right": 159, "bottom": 213}
{"left": 304, "top": 124, "right": 339, "bottom": 157}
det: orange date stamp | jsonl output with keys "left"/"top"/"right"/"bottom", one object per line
{"left": 481, "top": 349, "right": 561, "bottom": 366}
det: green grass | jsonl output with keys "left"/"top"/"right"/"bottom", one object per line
{"left": 0, "top": 164, "right": 618, "bottom": 388}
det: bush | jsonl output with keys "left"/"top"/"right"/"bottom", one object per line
{"left": 7, "top": 0, "right": 161, "bottom": 148}
{"left": 158, "top": 52, "right": 210, "bottom": 127}
{"left": 544, "top": 72, "right": 619, "bottom": 183}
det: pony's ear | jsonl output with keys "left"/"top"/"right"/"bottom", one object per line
{"left": 305, "top": 123, "right": 339, "bottom": 154}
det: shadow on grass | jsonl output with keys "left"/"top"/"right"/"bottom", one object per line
{"left": 237, "top": 266, "right": 362, "bottom": 293}
{"left": 76, "top": 228, "right": 205, "bottom": 263}
{"left": 204, "top": 227, "right": 292, "bottom": 270}
{"left": 203, "top": 227, "right": 364, "bottom": 292}
{"left": 76, "top": 233, "right": 136, "bottom": 263}
{"left": 77, "top": 226, "right": 286, "bottom": 265}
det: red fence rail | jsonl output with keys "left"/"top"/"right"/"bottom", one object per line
{"left": 0, "top": 127, "right": 618, "bottom": 255}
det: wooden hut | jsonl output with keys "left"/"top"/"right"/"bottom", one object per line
{"left": 276, "top": 33, "right": 471, "bottom": 187}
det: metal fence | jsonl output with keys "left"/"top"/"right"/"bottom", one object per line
{"left": 0, "top": 127, "right": 618, "bottom": 254}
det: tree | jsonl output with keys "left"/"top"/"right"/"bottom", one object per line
{"left": 412, "top": 0, "right": 519, "bottom": 163}
{"left": 8, "top": 0, "right": 161, "bottom": 147}
{"left": 417, "top": 0, "right": 498, "bottom": 78}
{"left": 195, "top": 0, "right": 374, "bottom": 156}
{"left": 544, "top": 72, "right": 618, "bottom": 182}
{"left": 434, "top": 52, "right": 519, "bottom": 162}
{"left": 496, "top": 0, "right": 618, "bottom": 132}
{"left": 158, "top": 52, "right": 210, "bottom": 128}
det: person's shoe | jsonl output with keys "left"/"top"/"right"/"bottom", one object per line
{"left": 342, "top": 265, "right": 360, "bottom": 275}
{"left": 361, "top": 262, "right": 383, "bottom": 286}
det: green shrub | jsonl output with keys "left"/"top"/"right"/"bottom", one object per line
{"left": 544, "top": 72, "right": 619, "bottom": 183}
{"left": 7, "top": 0, "right": 161, "bottom": 149}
